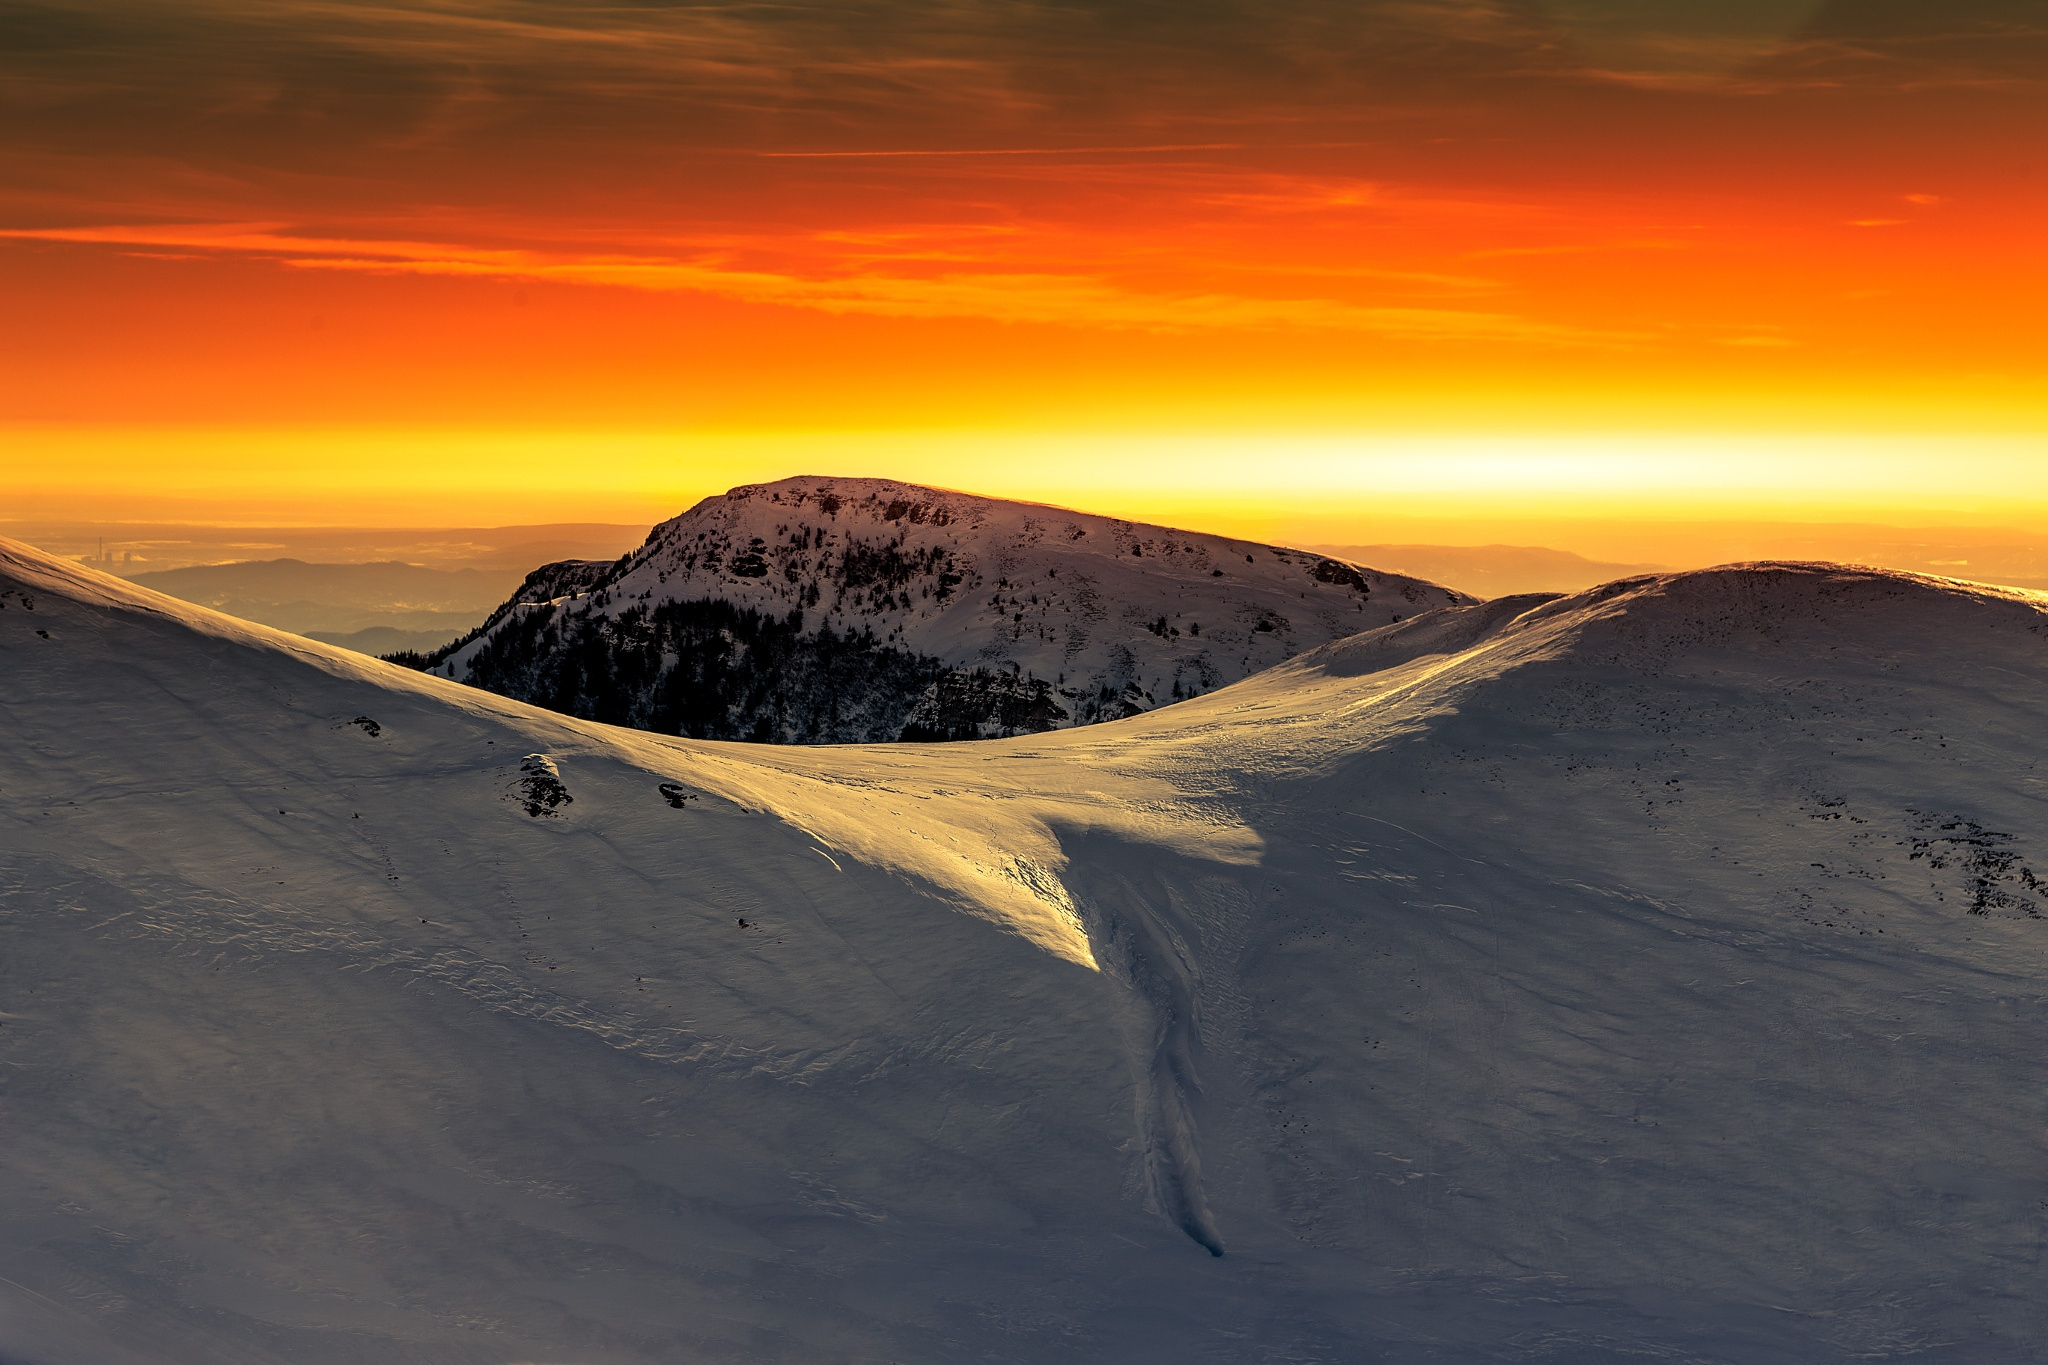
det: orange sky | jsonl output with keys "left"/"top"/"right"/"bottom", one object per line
{"left": 4, "top": 0, "right": 2046, "bottom": 527}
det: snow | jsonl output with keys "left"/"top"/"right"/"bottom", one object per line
{"left": 3, "top": 538, "right": 2047, "bottom": 1362}
{"left": 431, "top": 476, "right": 1471, "bottom": 737}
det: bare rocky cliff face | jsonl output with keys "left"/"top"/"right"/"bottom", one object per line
{"left": 412, "top": 476, "right": 1470, "bottom": 742}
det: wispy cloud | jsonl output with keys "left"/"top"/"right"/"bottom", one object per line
{"left": 1, "top": 0, "right": 2036, "bottom": 402}
{"left": 758, "top": 144, "right": 1250, "bottom": 158}
{"left": 0, "top": 219, "right": 1635, "bottom": 342}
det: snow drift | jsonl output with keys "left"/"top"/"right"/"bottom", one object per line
{"left": 3, "top": 538, "right": 2046, "bottom": 1363}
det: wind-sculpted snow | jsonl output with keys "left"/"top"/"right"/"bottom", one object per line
{"left": 4, "top": 541, "right": 2047, "bottom": 1363}
{"left": 419, "top": 476, "right": 1469, "bottom": 743}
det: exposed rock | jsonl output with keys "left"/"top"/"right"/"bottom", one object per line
{"left": 509, "top": 754, "right": 571, "bottom": 818}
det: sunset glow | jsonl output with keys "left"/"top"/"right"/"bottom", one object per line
{"left": 5, "top": 0, "right": 2045, "bottom": 527}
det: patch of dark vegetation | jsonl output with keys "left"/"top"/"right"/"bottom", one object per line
{"left": 446, "top": 596, "right": 951, "bottom": 743}
{"left": 880, "top": 498, "right": 953, "bottom": 526}
{"left": 348, "top": 715, "right": 381, "bottom": 738}
{"left": 657, "top": 782, "right": 698, "bottom": 808}
{"left": 900, "top": 670, "right": 1069, "bottom": 741}
{"left": 838, "top": 537, "right": 960, "bottom": 598}
{"left": 435, "top": 594, "right": 1081, "bottom": 745}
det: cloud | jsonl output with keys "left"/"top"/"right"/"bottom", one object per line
{"left": 3, "top": 0, "right": 2036, "bottom": 179}
{"left": 3, "top": 0, "right": 2037, "bottom": 250}
{"left": 0, "top": 0, "right": 2033, "bottom": 386}
{"left": 1541, "top": 0, "right": 1832, "bottom": 85}
{"left": 0, "top": 219, "right": 1635, "bottom": 343}
{"left": 1529, "top": 0, "right": 2048, "bottom": 93}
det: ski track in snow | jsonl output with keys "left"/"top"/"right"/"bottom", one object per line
{"left": 3, "top": 539, "right": 2048, "bottom": 1362}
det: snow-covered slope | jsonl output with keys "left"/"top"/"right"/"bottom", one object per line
{"left": 5, "top": 538, "right": 2047, "bottom": 1363}
{"left": 425, "top": 476, "right": 1470, "bottom": 742}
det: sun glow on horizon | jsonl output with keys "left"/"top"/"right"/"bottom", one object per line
{"left": 4, "top": 0, "right": 2043, "bottom": 541}
{"left": 11, "top": 429, "right": 2047, "bottom": 547}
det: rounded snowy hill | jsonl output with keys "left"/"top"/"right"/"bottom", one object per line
{"left": 428, "top": 476, "right": 1470, "bottom": 741}
{"left": 5, "top": 541, "right": 2048, "bottom": 1362}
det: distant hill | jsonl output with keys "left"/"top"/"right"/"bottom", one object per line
{"left": 1306, "top": 543, "right": 1668, "bottom": 598}
{"left": 3, "top": 521, "right": 646, "bottom": 576}
{"left": 304, "top": 624, "right": 484, "bottom": 656}
{"left": 127, "top": 558, "right": 520, "bottom": 638}
{"left": 414, "top": 476, "right": 1470, "bottom": 742}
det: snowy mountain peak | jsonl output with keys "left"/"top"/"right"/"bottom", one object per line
{"left": 427, "top": 476, "right": 1471, "bottom": 742}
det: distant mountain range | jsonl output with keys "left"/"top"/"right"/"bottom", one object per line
{"left": 9, "top": 521, "right": 647, "bottom": 577}
{"left": 407, "top": 477, "right": 1471, "bottom": 742}
{"left": 1306, "top": 543, "right": 1668, "bottom": 597}
{"left": 126, "top": 558, "right": 522, "bottom": 644}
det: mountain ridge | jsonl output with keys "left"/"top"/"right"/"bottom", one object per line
{"left": 414, "top": 476, "right": 1472, "bottom": 742}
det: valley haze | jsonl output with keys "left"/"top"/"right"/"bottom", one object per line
{"left": 3, "top": 530, "right": 2045, "bottom": 1362}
